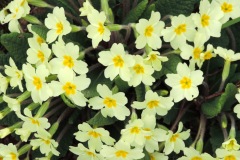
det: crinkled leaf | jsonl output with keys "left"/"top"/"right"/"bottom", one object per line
{"left": 114, "top": 76, "right": 129, "bottom": 92}
{"left": 202, "top": 83, "right": 238, "bottom": 118}
{"left": 0, "top": 33, "right": 31, "bottom": 67}
{"left": 87, "top": 111, "right": 117, "bottom": 127}
{"left": 82, "top": 66, "right": 113, "bottom": 98}
{"left": 31, "top": 25, "right": 48, "bottom": 41}
{"left": 142, "top": 3, "right": 155, "bottom": 19}
{"left": 135, "top": 83, "right": 145, "bottom": 102}
{"left": 155, "top": 0, "right": 199, "bottom": 16}
{"left": 208, "top": 29, "right": 229, "bottom": 48}
{"left": 153, "top": 54, "right": 181, "bottom": 79}
{"left": 123, "top": 0, "right": 148, "bottom": 24}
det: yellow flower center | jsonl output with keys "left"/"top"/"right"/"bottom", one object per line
{"left": 63, "top": 82, "right": 76, "bottom": 95}
{"left": 16, "top": 71, "right": 21, "bottom": 79}
{"left": 88, "top": 130, "right": 101, "bottom": 138}
{"left": 224, "top": 155, "right": 236, "bottom": 160}
{"left": 150, "top": 155, "right": 155, "bottom": 160}
{"left": 85, "top": 151, "right": 96, "bottom": 157}
{"left": 133, "top": 64, "right": 144, "bottom": 74}
{"left": 180, "top": 77, "right": 192, "bottom": 89}
{"left": 115, "top": 150, "right": 128, "bottom": 158}
{"left": 20, "top": 0, "right": 26, "bottom": 6}
{"left": 10, "top": 152, "right": 17, "bottom": 160}
{"left": 43, "top": 139, "right": 51, "bottom": 145}
{"left": 193, "top": 47, "right": 202, "bottom": 59}
{"left": 147, "top": 100, "right": 159, "bottom": 109}
{"left": 37, "top": 50, "right": 45, "bottom": 62}
{"left": 221, "top": 2, "right": 233, "bottom": 13}
{"left": 201, "top": 14, "right": 210, "bottom": 27}
{"left": 113, "top": 55, "right": 124, "bottom": 67}
{"left": 31, "top": 118, "right": 40, "bottom": 126}
{"left": 170, "top": 133, "right": 179, "bottom": 142}
{"left": 103, "top": 97, "right": 117, "bottom": 108}
{"left": 149, "top": 54, "right": 157, "bottom": 61}
{"left": 174, "top": 24, "right": 187, "bottom": 35}
{"left": 37, "top": 36, "right": 44, "bottom": 44}
{"left": 130, "top": 126, "right": 140, "bottom": 134}
{"left": 33, "top": 76, "right": 42, "bottom": 90}
{"left": 98, "top": 22, "right": 105, "bottom": 35}
{"left": 191, "top": 156, "right": 202, "bottom": 160}
{"left": 63, "top": 55, "right": 74, "bottom": 68}
{"left": 144, "top": 25, "right": 154, "bottom": 37}
{"left": 56, "top": 22, "right": 63, "bottom": 34}
{"left": 227, "top": 139, "right": 236, "bottom": 150}
{"left": 203, "top": 51, "right": 212, "bottom": 60}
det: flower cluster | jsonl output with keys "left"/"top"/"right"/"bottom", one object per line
{"left": 0, "top": 0, "right": 240, "bottom": 159}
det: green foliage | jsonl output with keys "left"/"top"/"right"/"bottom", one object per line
{"left": 202, "top": 83, "right": 238, "bottom": 118}
{"left": 0, "top": 33, "right": 31, "bottom": 67}
{"left": 134, "top": 83, "right": 145, "bottom": 102}
{"left": 123, "top": 0, "right": 148, "bottom": 24}
{"left": 31, "top": 25, "right": 48, "bottom": 40}
{"left": 82, "top": 67, "right": 113, "bottom": 98}
{"left": 153, "top": 54, "right": 182, "bottom": 79}
{"left": 87, "top": 111, "right": 117, "bottom": 127}
{"left": 155, "top": 0, "right": 199, "bottom": 16}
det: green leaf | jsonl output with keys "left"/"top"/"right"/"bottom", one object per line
{"left": 82, "top": 66, "right": 113, "bottom": 98}
{"left": 202, "top": 83, "right": 238, "bottom": 118}
{"left": 31, "top": 25, "right": 48, "bottom": 41}
{"left": 135, "top": 83, "right": 145, "bottom": 102}
{"left": 153, "top": 54, "right": 181, "bottom": 79}
{"left": 142, "top": 3, "right": 155, "bottom": 19}
{"left": 155, "top": 0, "right": 199, "bottom": 17}
{"left": 49, "top": 0, "right": 78, "bottom": 16}
{"left": 0, "top": 33, "right": 31, "bottom": 67}
{"left": 209, "top": 124, "right": 224, "bottom": 153}
{"left": 87, "top": 111, "right": 117, "bottom": 127}
{"left": 123, "top": 0, "right": 148, "bottom": 24}
{"left": 114, "top": 76, "right": 130, "bottom": 92}
{"left": 139, "top": 149, "right": 151, "bottom": 160}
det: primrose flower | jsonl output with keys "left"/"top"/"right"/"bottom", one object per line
{"left": 165, "top": 62, "right": 204, "bottom": 102}
{"left": 44, "top": 7, "right": 71, "bottom": 43}
{"left": 192, "top": 0, "right": 224, "bottom": 38}
{"left": 3, "top": 0, "right": 25, "bottom": 33}
{"left": 132, "top": 90, "right": 174, "bottom": 116}
{"left": 216, "top": 148, "right": 240, "bottom": 160}
{"left": 3, "top": 95, "right": 20, "bottom": 112}
{"left": 70, "top": 143, "right": 104, "bottom": 160}
{"left": 212, "top": 0, "right": 240, "bottom": 23}
{"left": 31, "top": 129, "right": 59, "bottom": 156}
{"left": 50, "top": 41, "right": 88, "bottom": 75}
{"left": 74, "top": 122, "right": 115, "bottom": 152}
{"left": 149, "top": 152, "right": 168, "bottom": 160}
{"left": 162, "top": 14, "right": 196, "bottom": 49}
{"left": 4, "top": 57, "right": 23, "bottom": 92}
{"left": 100, "top": 140, "right": 145, "bottom": 160}
{"left": 141, "top": 115, "right": 168, "bottom": 153}
{"left": 144, "top": 51, "right": 168, "bottom": 71}
{"left": 17, "top": 108, "right": 50, "bottom": 133}
{"left": 178, "top": 147, "right": 215, "bottom": 160}
{"left": 86, "top": 10, "right": 111, "bottom": 48}
{"left": 88, "top": 84, "right": 130, "bottom": 121}
{"left": 79, "top": 0, "right": 95, "bottom": 16}
{"left": 214, "top": 47, "right": 240, "bottom": 62}
{"left": 0, "top": 143, "right": 19, "bottom": 160}
{"left": 27, "top": 39, "right": 51, "bottom": 66}
{"left": 98, "top": 43, "right": 135, "bottom": 82}
{"left": 50, "top": 68, "right": 90, "bottom": 107}
{"left": 22, "top": 63, "right": 52, "bottom": 104}
{"left": 135, "top": 11, "right": 165, "bottom": 50}
{"left": 120, "top": 118, "right": 151, "bottom": 147}
{"left": 163, "top": 122, "right": 190, "bottom": 155}
{"left": 28, "top": 24, "right": 46, "bottom": 45}
{"left": 222, "top": 138, "right": 240, "bottom": 151}
{"left": 128, "top": 55, "right": 155, "bottom": 87}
